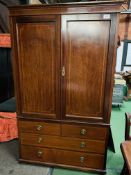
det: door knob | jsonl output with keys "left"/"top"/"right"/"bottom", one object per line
{"left": 80, "top": 142, "right": 86, "bottom": 148}
{"left": 38, "top": 137, "right": 43, "bottom": 143}
{"left": 80, "top": 129, "right": 87, "bottom": 135}
{"left": 61, "top": 66, "right": 65, "bottom": 77}
{"left": 80, "top": 156, "right": 85, "bottom": 163}
{"left": 37, "top": 150, "right": 43, "bottom": 157}
{"left": 36, "top": 125, "right": 43, "bottom": 131}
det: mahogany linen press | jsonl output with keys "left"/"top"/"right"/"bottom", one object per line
{"left": 9, "top": 1, "right": 123, "bottom": 173}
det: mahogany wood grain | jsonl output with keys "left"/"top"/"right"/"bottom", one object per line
{"left": 21, "top": 145, "right": 104, "bottom": 169}
{"left": 125, "top": 113, "right": 131, "bottom": 140}
{"left": 14, "top": 15, "right": 61, "bottom": 119}
{"left": 20, "top": 133, "right": 106, "bottom": 154}
{"left": 9, "top": 2, "right": 122, "bottom": 173}
{"left": 62, "top": 14, "right": 110, "bottom": 121}
{"left": 61, "top": 124, "right": 108, "bottom": 140}
{"left": 103, "top": 13, "right": 119, "bottom": 124}
{"left": 18, "top": 120, "right": 60, "bottom": 135}
{"left": 121, "top": 141, "right": 131, "bottom": 175}
{"left": 9, "top": 2, "right": 123, "bottom": 17}
{"left": 120, "top": 113, "right": 131, "bottom": 175}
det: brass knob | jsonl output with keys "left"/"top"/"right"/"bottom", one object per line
{"left": 80, "top": 142, "right": 86, "bottom": 148}
{"left": 80, "top": 129, "right": 87, "bottom": 135}
{"left": 37, "top": 150, "right": 43, "bottom": 157}
{"left": 38, "top": 137, "right": 43, "bottom": 143}
{"left": 80, "top": 156, "right": 85, "bottom": 163}
{"left": 36, "top": 125, "right": 43, "bottom": 131}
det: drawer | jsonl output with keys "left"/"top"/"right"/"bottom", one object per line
{"left": 20, "top": 133, "right": 105, "bottom": 154}
{"left": 18, "top": 120, "right": 60, "bottom": 135}
{"left": 62, "top": 124, "right": 108, "bottom": 140}
{"left": 21, "top": 145, "right": 104, "bottom": 170}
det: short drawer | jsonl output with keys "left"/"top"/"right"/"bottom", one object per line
{"left": 62, "top": 124, "right": 108, "bottom": 140}
{"left": 18, "top": 120, "right": 60, "bottom": 135}
{"left": 21, "top": 145, "right": 104, "bottom": 170}
{"left": 20, "top": 133, "right": 105, "bottom": 154}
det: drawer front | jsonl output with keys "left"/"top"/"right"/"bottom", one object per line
{"left": 62, "top": 124, "right": 108, "bottom": 140}
{"left": 20, "top": 133, "right": 105, "bottom": 154}
{"left": 21, "top": 145, "right": 104, "bottom": 169}
{"left": 18, "top": 120, "right": 60, "bottom": 135}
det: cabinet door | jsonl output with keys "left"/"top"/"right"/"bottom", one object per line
{"left": 12, "top": 15, "right": 60, "bottom": 119}
{"left": 62, "top": 14, "right": 117, "bottom": 122}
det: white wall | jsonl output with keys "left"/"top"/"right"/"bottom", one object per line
{"left": 116, "top": 41, "right": 131, "bottom": 72}
{"left": 126, "top": 43, "right": 131, "bottom": 65}
{"left": 116, "top": 42, "right": 124, "bottom": 72}
{"left": 116, "top": 42, "right": 131, "bottom": 72}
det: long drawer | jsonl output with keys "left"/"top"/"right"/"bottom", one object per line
{"left": 20, "top": 133, "right": 105, "bottom": 154}
{"left": 21, "top": 145, "right": 104, "bottom": 169}
{"left": 62, "top": 124, "right": 108, "bottom": 140}
{"left": 18, "top": 120, "right": 60, "bottom": 135}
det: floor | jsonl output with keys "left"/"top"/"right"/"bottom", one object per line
{"left": 0, "top": 100, "right": 130, "bottom": 175}
{"left": 0, "top": 140, "right": 52, "bottom": 175}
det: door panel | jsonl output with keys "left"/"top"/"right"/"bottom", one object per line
{"left": 15, "top": 16, "right": 60, "bottom": 119}
{"left": 62, "top": 14, "right": 111, "bottom": 121}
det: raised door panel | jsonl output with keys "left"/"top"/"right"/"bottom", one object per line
{"left": 14, "top": 16, "right": 60, "bottom": 119}
{"left": 62, "top": 14, "right": 115, "bottom": 122}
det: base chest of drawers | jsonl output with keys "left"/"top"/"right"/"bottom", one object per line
{"left": 9, "top": 1, "right": 122, "bottom": 174}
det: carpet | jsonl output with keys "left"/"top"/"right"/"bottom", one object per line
{"left": 0, "top": 139, "right": 52, "bottom": 175}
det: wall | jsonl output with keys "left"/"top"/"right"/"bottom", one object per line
{"left": 116, "top": 13, "right": 131, "bottom": 72}
{"left": 118, "top": 14, "right": 131, "bottom": 40}
{"left": 116, "top": 42, "right": 124, "bottom": 72}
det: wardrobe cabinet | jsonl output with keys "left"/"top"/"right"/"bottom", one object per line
{"left": 9, "top": 1, "right": 122, "bottom": 173}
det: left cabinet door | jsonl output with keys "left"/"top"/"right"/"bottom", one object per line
{"left": 11, "top": 15, "right": 61, "bottom": 119}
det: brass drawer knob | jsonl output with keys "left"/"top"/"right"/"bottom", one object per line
{"left": 80, "top": 156, "right": 85, "bottom": 163}
{"left": 38, "top": 137, "right": 43, "bottom": 143}
{"left": 36, "top": 125, "right": 43, "bottom": 131}
{"left": 80, "top": 129, "right": 87, "bottom": 135}
{"left": 80, "top": 142, "right": 86, "bottom": 148}
{"left": 37, "top": 150, "right": 43, "bottom": 157}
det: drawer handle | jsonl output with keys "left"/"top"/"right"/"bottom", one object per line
{"left": 37, "top": 150, "right": 43, "bottom": 157}
{"left": 80, "top": 156, "right": 85, "bottom": 163}
{"left": 80, "top": 129, "right": 87, "bottom": 135}
{"left": 38, "top": 137, "right": 43, "bottom": 143}
{"left": 36, "top": 125, "right": 43, "bottom": 131}
{"left": 80, "top": 142, "right": 86, "bottom": 148}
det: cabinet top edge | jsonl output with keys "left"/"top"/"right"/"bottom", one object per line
{"left": 9, "top": 0, "right": 125, "bottom": 10}
{"left": 9, "top": 1, "right": 125, "bottom": 16}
